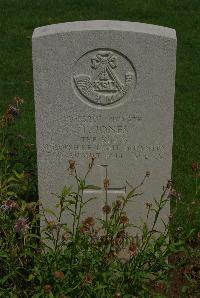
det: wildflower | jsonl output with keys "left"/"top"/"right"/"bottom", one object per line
{"left": 83, "top": 217, "right": 95, "bottom": 227}
{"left": 26, "top": 202, "right": 35, "bottom": 213}
{"left": 116, "top": 230, "right": 126, "bottom": 240}
{"left": 53, "top": 271, "right": 65, "bottom": 279}
{"left": 8, "top": 104, "right": 19, "bottom": 117}
{"left": 104, "top": 177, "right": 109, "bottom": 190}
{"left": 180, "top": 266, "right": 192, "bottom": 275}
{"left": 167, "top": 188, "right": 180, "bottom": 200}
{"left": 89, "top": 155, "right": 95, "bottom": 168}
{"left": 79, "top": 225, "right": 90, "bottom": 233}
{"left": 46, "top": 216, "right": 57, "bottom": 230}
{"left": 43, "top": 284, "right": 53, "bottom": 294}
{"left": 14, "top": 96, "right": 24, "bottom": 106}
{"left": 168, "top": 214, "right": 173, "bottom": 220}
{"left": 191, "top": 161, "right": 199, "bottom": 173}
{"left": 116, "top": 247, "right": 130, "bottom": 263}
{"left": 153, "top": 282, "right": 166, "bottom": 293}
{"left": 1, "top": 199, "right": 18, "bottom": 211}
{"left": 24, "top": 143, "right": 34, "bottom": 149}
{"left": 46, "top": 216, "right": 54, "bottom": 224}
{"left": 105, "top": 251, "right": 115, "bottom": 263}
{"left": 114, "top": 200, "right": 122, "bottom": 209}
{"left": 114, "top": 292, "right": 121, "bottom": 298}
{"left": 102, "top": 204, "right": 111, "bottom": 214}
{"left": 3, "top": 112, "right": 14, "bottom": 124}
{"left": 14, "top": 217, "right": 29, "bottom": 233}
{"left": 62, "top": 233, "right": 69, "bottom": 241}
{"left": 120, "top": 215, "right": 129, "bottom": 224}
{"left": 80, "top": 274, "right": 92, "bottom": 287}
{"left": 100, "top": 235, "right": 111, "bottom": 245}
{"left": 129, "top": 241, "right": 137, "bottom": 256}
{"left": 167, "top": 179, "right": 173, "bottom": 189}
{"left": 26, "top": 171, "right": 34, "bottom": 177}
{"left": 176, "top": 226, "right": 183, "bottom": 232}
{"left": 90, "top": 230, "right": 99, "bottom": 240}
{"left": 68, "top": 160, "right": 75, "bottom": 170}
{"left": 91, "top": 155, "right": 95, "bottom": 162}
{"left": 146, "top": 171, "right": 150, "bottom": 177}
{"left": 17, "top": 134, "right": 25, "bottom": 140}
{"left": 145, "top": 202, "right": 152, "bottom": 209}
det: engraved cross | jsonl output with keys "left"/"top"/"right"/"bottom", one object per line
{"left": 83, "top": 164, "right": 126, "bottom": 195}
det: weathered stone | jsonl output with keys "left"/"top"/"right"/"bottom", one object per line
{"left": 32, "top": 21, "right": 176, "bottom": 231}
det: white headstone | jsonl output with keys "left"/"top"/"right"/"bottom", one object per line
{"left": 32, "top": 21, "right": 176, "bottom": 231}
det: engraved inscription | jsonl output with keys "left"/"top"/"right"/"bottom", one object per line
{"left": 40, "top": 143, "right": 167, "bottom": 161}
{"left": 40, "top": 112, "right": 167, "bottom": 161}
{"left": 73, "top": 49, "right": 136, "bottom": 106}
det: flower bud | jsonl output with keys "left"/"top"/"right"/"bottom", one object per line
{"left": 103, "top": 177, "right": 109, "bottom": 190}
{"left": 43, "top": 284, "right": 53, "bottom": 294}
{"left": 68, "top": 160, "right": 75, "bottom": 170}
{"left": 146, "top": 171, "right": 150, "bottom": 177}
{"left": 83, "top": 217, "right": 95, "bottom": 227}
{"left": 102, "top": 204, "right": 111, "bottom": 214}
{"left": 53, "top": 271, "right": 65, "bottom": 280}
{"left": 120, "top": 215, "right": 129, "bottom": 224}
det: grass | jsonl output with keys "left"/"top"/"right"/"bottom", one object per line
{"left": 0, "top": 0, "right": 200, "bottom": 226}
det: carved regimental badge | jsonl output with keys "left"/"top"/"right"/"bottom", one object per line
{"left": 73, "top": 49, "right": 136, "bottom": 106}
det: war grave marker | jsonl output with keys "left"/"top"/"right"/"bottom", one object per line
{"left": 32, "top": 21, "right": 176, "bottom": 231}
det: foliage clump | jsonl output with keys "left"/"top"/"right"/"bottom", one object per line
{"left": 0, "top": 99, "right": 200, "bottom": 297}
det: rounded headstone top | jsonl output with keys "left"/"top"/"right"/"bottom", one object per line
{"left": 32, "top": 20, "right": 176, "bottom": 40}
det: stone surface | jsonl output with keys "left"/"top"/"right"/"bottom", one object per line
{"left": 32, "top": 21, "right": 176, "bottom": 231}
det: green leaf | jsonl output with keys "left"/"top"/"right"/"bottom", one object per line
{"left": 0, "top": 152, "right": 5, "bottom": 161}
{"left": 31, "top": 293, "right": 43, "bottom": 298}
{"left": 79, "top": 179, "right": 86, "bottom": 190}
{"left": 61, "top": 185, "right": 72, "bottom": 197}
{"left": 66, "top": 200, "right": 76, "bottom": 204}
{"left": 65, "top": 206, "right": 74, "bottom": 213}
{"left": 83, "top": 197, "right": 97, "bottom": 205}
{"left": 0, "top": 273, "right": 12, "bottom": 285}
{"left": 51, "top": 192, "right": 60, "bottom": 199}
{"left": 6, "top": 191, "right": 16, "bottom": 196}
{"left": 181, "top": 286, "right": 189, "bottom": 294}
{"left": 0, "top": 251, "right": 9, "bottom": 258}
{"left": 7, "top": 176, "right": 18, "bottom": 183}
{"left": 126, "top": 189, "right": 136, "bottom": 200}
{"left": 26, "top": 233, "right": 41, "bottom": 240}
{"left": 28, "top": 274, "right": 35, "bottom": 281}
{"left": 12, "top": 170, "right": 25, "bottom": 179}
{"left": 142, "top": 222, "right": 148, "bottom": 239}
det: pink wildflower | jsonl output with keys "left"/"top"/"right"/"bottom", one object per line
{"left": 8, "top": 104, "right": 19, "bottom": 116}
{"left": 167, "top": 188, "right": 181, "bottom": 200}
{"left": 1, "top": 199, "right": 18, "bottom": 211}
{"left": 14, "top": 217, "right": 29, "bottom": 233}
{"left": 46, "top": 216, "right": 59, "bottom": 230}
